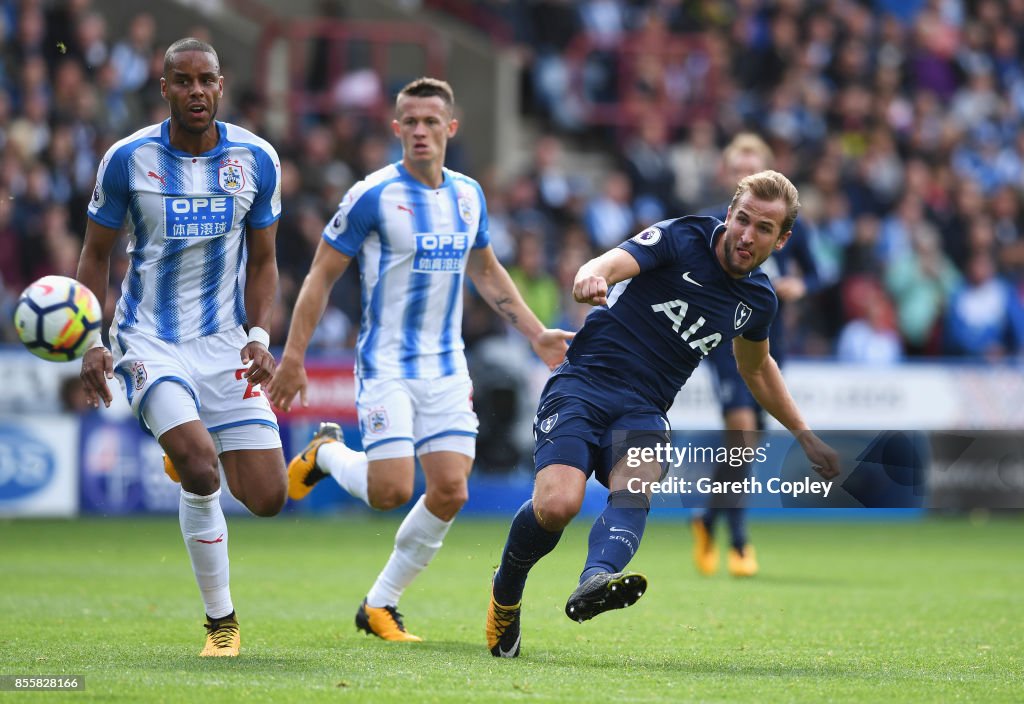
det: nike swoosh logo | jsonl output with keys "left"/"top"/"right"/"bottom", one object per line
{"left": 498, "top": 631, "right": 521, "bottom": 657}
{"left": 682, "top": 272, "right": 703, "bottom": 287}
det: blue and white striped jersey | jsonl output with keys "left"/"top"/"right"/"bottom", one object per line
{"left": 88, "top": 120, "right": 282, "bottom": 343}
{"left": 323, "top": 162, "right": 490, "bottom": 379}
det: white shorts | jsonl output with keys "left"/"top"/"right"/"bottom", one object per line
{"left": 111, "top": 326, "right": 279, "bottom": 439}
{"left": 140, "top": 381, "right": 281, "bottom": 452}
{"left": 356, "top": 374, "right": 478, "bottom": 461}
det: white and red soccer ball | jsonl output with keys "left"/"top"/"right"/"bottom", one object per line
{"left": 13, "top": 275, "right": 103, "bottom": 362}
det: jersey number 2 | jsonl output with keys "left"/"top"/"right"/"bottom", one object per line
{"left": 234, "top": 369, "right": 262, "bottom": 398}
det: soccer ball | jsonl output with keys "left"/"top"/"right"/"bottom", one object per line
{"left": 13, "top": 275, "right": 103, "bottom": 362}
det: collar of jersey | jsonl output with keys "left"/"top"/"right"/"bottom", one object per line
{"left": 395, "top": 161, "right": 450, "bottom": 190}
{"left": 160, "top": 119, "right": 226, "bottom": 158}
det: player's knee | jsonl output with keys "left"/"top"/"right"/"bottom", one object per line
{"left": 369, "top": 484, "right": 413, "bottom": 511}
{"left": 174, "top": 452, "right": 220, "bottom": 495}
{"left": 246, "top": 488, "right": 286, "bottom": 517}
{"left": 427, "top": 481, "right": 468, "bottom": 516}
{"left": 533, "top": 494, "right": 581, "bottom": 530}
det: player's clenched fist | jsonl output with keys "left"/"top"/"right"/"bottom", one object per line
{"left": 241, "top": 342, "right": 275, "bottom": 387}
{"left": 797, "top": 431, "right": 841, "bottom": 480}
{"left": 574, "top": 275, "right": 609, "bottom": 306}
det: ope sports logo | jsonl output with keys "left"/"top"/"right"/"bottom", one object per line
{"left": 163, "top": 196, "right": 235, "bottom": 239}
{"left": 0, "top": 427, "right": 56, "bottom": 500}
{"left": 413, "top": 233, "right": 469, "bottom": 273}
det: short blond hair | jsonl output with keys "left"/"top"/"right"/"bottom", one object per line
{"left": 729, "top": 170, "right": 800, "bottom": 235}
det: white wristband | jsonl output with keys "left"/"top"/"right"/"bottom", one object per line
{"left": 247, "top": 326, "right": 270, "bottom": 348}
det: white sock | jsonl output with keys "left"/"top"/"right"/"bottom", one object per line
{"left": 318, "top": 442, "right": 369, "bottom": 504}
{"left": 179, "top": 489, "right": 233, "bottom": 619}
{"left": 366, "top": 496, "right": 452, "bottom": 607}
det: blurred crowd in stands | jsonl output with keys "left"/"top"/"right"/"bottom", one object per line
{"left": 3, "top": 0, "right": 1024, "bottom": 367}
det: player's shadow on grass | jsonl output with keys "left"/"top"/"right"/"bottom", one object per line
{"left": 524, "top": 650, "right": 854, "bottom": 677}
{"left": 730, "top": 573, "right": 871, "bottom": 588}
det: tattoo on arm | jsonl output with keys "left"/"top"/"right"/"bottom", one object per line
{"left": 494, "top": 296, "right": 519, "bottom": 325}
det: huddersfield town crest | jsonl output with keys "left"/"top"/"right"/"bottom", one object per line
{"left": 131, "top": 361, "right": 147, "bottom": 391}
{"left": 367, "top": 408, "right": 389, "bottom": 434}
{"left": 218, "top": 159, "right": 245, "bottom": 193}
{"left": 734, "top": 302, "right": 752, "bottom": 329}
{"left": 458, "top": 193, "right": 474, "bottom": 225}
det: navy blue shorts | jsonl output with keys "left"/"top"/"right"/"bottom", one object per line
{"left": 707, "top": 342, "right": 760, "bottom": 414}
{"left": 533, "top": 364, "right": 670, "bottom": 487}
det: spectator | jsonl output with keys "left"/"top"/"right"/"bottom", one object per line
{"left": 944, "top": 250, "right": 1024, "bottom": 359}
{"left": 6, "top": 0, "right": 1024, "bottom": 373}
{"left": 836, "top": 279, "right": 903, "bottom": 365}
{"left": 508, "top": 230, "right": 560, "bottom": 328}
{"left": 621, "top": 113, "right": 677, "bottom": 221}
{"left": 109, "top": 13, "right": 155, "bottom": 93}
{"left": 885, "top": 226, "right": 961, "bottom": 355}
{"left": 670, "top": 119, "right": 718, "bottom": 210}
{"left": 583, "top": 170, "right": 633, "bottom": 249}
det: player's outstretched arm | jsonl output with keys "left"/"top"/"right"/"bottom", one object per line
{"left": 76, "top": 219, "right": 118, "bottom": 409}
{"left": 243, "top": 221, "right": 280, "bottom": 388}
{"left": 573, "top": 248, "right": 640, "bottom": 306}
{"left": 266, "top": 241, "right": 352, "bottom": 411}
{"left": 733, "top": 337, "right": 840, "bottom": 479}
{"left": 466, "top": 245, "right": 573, "bottom": 370}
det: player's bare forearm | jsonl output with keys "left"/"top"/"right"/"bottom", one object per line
{"left": 76, "top": 220, "right": 119, "bottom": 312}
{"left": 281, "top": 242, "right": 351, "bottom": 364}
{"left": 240, "top": 257, "right": 278, "bottom": 384}
{"left": 244, "top": 260, "right": 277, "bottom": 332}
{"left": 735, "top": 337, "right": 840, "bottom": 479}
{"left": 75, "top": 255, "right": 109, "bottom": 309}
{"left": 240, "top": 224, "right": 279, "bottom": 385}
{"left": 479, "top": 277, "right": 574, "bottom": 370}
{"left": 267, "top": 244, "right": 350, "bottom": 411}
{"left": 467, "top": 246, "right": 543, "bottom": 338}
{"left": 739, "top": 353, "right": 808, "bottom": 435}
{"left": 76, "top": 219, "right": 119, "bottom": 408}
{"left": 480, "top": 273, "right": 543, "bottom": 338}
{"left": 244, "top": 223, "right": 279, "bottom": 332}
{"left": 467, "top": 246, "right": 573, "bottom": 368}
{"left": 573, "top": 248, "right": 640, "bottom": 306}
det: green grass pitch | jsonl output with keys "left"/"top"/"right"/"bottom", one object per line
{"left": 0, "top": 515, "right": 1021, "bottom": 702}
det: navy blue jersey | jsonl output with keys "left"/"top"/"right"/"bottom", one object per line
{"left": 565, "top": 216, "right": 778, "bottom": 410}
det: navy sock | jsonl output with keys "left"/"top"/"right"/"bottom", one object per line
{"left": 725, "top": 507, "right": 748, "bottom": 550}
{"left": 701, "top": 508, "right": 717, "bottom": 532}
{"left": 492, "top": 500, "right": 563, "bottom": 605}
{"left": 579, "top": 490, "right": 650, "bottom": 583}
